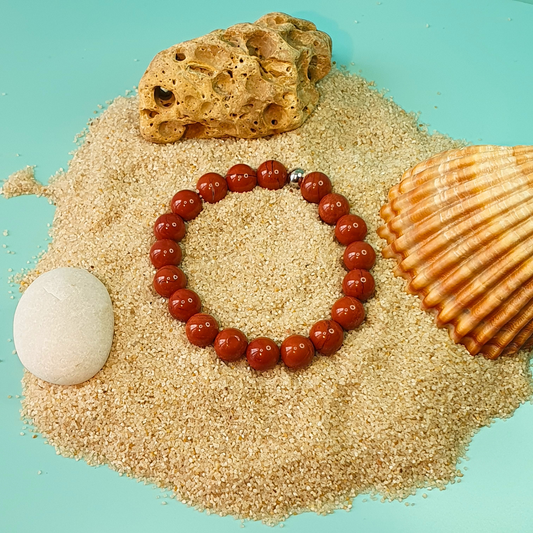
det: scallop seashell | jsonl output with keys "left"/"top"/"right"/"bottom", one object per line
{"left": 378, "top": 144, "right": 533, "bottom": 359}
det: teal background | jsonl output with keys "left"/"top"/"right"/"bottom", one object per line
{"left": 1, "top": 0, "right": 533, "bottom": 531}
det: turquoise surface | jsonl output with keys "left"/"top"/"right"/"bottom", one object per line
{"left": 1, "top": 1, "right": 533, "bottom": 531}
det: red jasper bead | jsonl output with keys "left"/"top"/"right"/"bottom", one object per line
{"left": 214, "top": 328, "right": 248, "bottom": 362}
{"left": 186, "top": 313, "right": 219, "bottom": 347}
{"left": 257, "top": 160, "right": 288, "bottom": 190}
{"left": 318, "top": 193, "right": 350, "bottom": 225}
{"left": 171, "top": 190, "right": 203, "bottom": 221}
{"left": 246, "top": 337, "right": 280, "bottom": 371}
{"left": 343, "top": 241, "right": 376, "bottom": 271}
{"left": 168, "top": 289, "right": 202, "bottom": 322}
{"left": 309, "top": 320, "right": 344, "bottom": 356}
{"left": 150, "top": 239, "right": 182, "bottom": 269}
{"left": 153, "top": 265, "right": 187, "bottom": 298}
{"left": 226, "top": 164, "right": 257, "bottom": 193}
{"left": 153, "top": 213, "right": 186, "bottom": 242}
{"left": 331, "top": 296, "right": 365, "bottom": 330}
{"left": 280, "top": 335, "right": 315, "bottom": 369}
{"left": 300, "top": 172, "right": 332, "bottom": 203}
{"left": 300, "top": 172, "right": 332, "bottom": 204}
{"left": 196, "top": 172, "right": 228, "bottom": 203}
{"left": 342, "top": 269, "right": 375, "bottom": 301}
{"left": 335, "top": 214, "right": 367, "bottom": 245}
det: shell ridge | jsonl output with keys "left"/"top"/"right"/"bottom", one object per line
{"left": 378, "top": 144, "right": 533, "bottom": 358}
{"left": 468, "top": 279, "right": 533, "bottom": 350}
{"left": 401, "top": 145, "right": 508, "bottom": 183}
{"left": 386, "top": 158, "right": 533, "bottom": 230}
{"left": 431, "top": 228, "right": 533, "bottom": 315}
{"left": 396, "top": 145, "right": 531, "bottom": 196}
{"left": 382, "top": 162, "right": 533, "bottom": 259}
{"left": 438, "top": 248, "right": 533, "bottom": 341}
{"left": 408, "top": 199, "right": 533, "bottom": 297}
{"left": 404, "top": 196, "right": 533, "bottom": 276}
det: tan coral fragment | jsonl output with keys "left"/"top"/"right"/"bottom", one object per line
{"left": 138, "top": 12, "right": 332, "bottom": 143}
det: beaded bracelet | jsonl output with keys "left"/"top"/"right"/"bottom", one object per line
{"left": 149, "top": 160, "right": 376, "bottom": 371}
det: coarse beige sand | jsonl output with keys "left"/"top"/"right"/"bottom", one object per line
{"left": 4, "top": 69, "right": 532, "bottom": 523}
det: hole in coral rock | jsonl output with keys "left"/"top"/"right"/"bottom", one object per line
{"left": 184, "top": 95, "right": 199, "bottom": 110}
{"left": 258, "top": 64, "right": 272, "bottom": 81}
{"left": 188, "top": 64, "right": 215, "bottom": 76}
{"left": 195, "top": 45, "right": 229, "bottom": 67}
{"left": 286, "top": 29, "right": 303, "bottom": 49}
{"left": 292, "top": 19, "right": 313, "bottom": 31}
{"left": 158, "top": 121, "right": 184, "bottom": 139}
{"left": 308, "top": 55, "right": 319, "bottom": 82}
{"left": 200, "top": 102, "right": 213, "bottom": 115}
{"left": 184, "top": 123, "right": 207, "bottom": 138}
{"left": 154, "top": 86, "right": 176, "bottom": 108}
{"left": 246, "top": 32, "right": 276, "bottom": 60}
{"left": 263, "top": 103, "right": 286, "bottom": 128}
{"left": 175, "top": 52, "right": 186, "bottom": 61}
{"left": 213, "top": 71, "right": 233, "bottom": 95}
{"left": 142, "top": 109, "right": 159, "bottom": 120}
{"left": 263, "top": 60, "right": 292, "bottom": 78}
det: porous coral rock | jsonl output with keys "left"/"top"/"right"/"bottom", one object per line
{"left": 138, "top": 13, "right": 332, "bottom": 143}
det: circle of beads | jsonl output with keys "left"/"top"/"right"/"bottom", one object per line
{"left": 150, "top": 160, "right": 376, "bottom": 371}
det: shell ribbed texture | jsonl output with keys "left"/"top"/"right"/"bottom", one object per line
{"left": 378, "top": 145, "right": 533, "bottom": 359}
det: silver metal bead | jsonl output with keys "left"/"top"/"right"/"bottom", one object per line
{"left": 288, "top": 168, "right": 306, "bottom": 188}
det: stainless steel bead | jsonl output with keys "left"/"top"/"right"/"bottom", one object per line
{"left": 288, "top": 168, "right": 306, "bottom": 188}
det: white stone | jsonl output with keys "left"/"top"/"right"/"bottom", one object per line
{"left": 13, "top": 267, "right": 114, "bottom": 385}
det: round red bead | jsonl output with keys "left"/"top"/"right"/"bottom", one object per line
{"left": 214, "top": 328, "right": 248, "bottom": 362}
{"left": 309, "top": 320, "right": 344, "bottom": 356}
{"left": 318, "top": 193, "right": 350, "bottom": 225}
{"left": 335, "top": 214, "right": 367, "bottom": 245}
{"left": 342, "top": 269, "right": 375, "bottom": 301}
{"left": 343, "top": 241, "right": 376, "bottom": 271}
{"left": 168, "top": 289, "right": 202, "bottom": 322}
{"left": 280, "top": 335, "right": 315, "bottom": 369}
{"left": 153, "top": 213, "right": 186, "bottom": 242}
{"left": 196, "top": 172, "right": 228, "bottom": 203}
{"left": 246, "top": 337, "right": 280, "bottom": 371}
{"left": 171, "top": 190, "right": 203, "bottom": 221}
{"left": 257, "top": 160, "right": 288, "bottom": 190}
{"left": 226, "top": 164, "right": 257, "bottom": 193}
{"left": 150, "top": 239, "right": 182, "bottom": 269}
{"left": 331, "top": 296, "right": 365, "bottom": 330}
{"left": 186, "top": 313, "right": 219, "bottom": 347}
{"left": 153, "top": 265, "right": 187, "bottom": 298}
{"left": 300, "top": 172, "right": 332, "bottom": 203}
